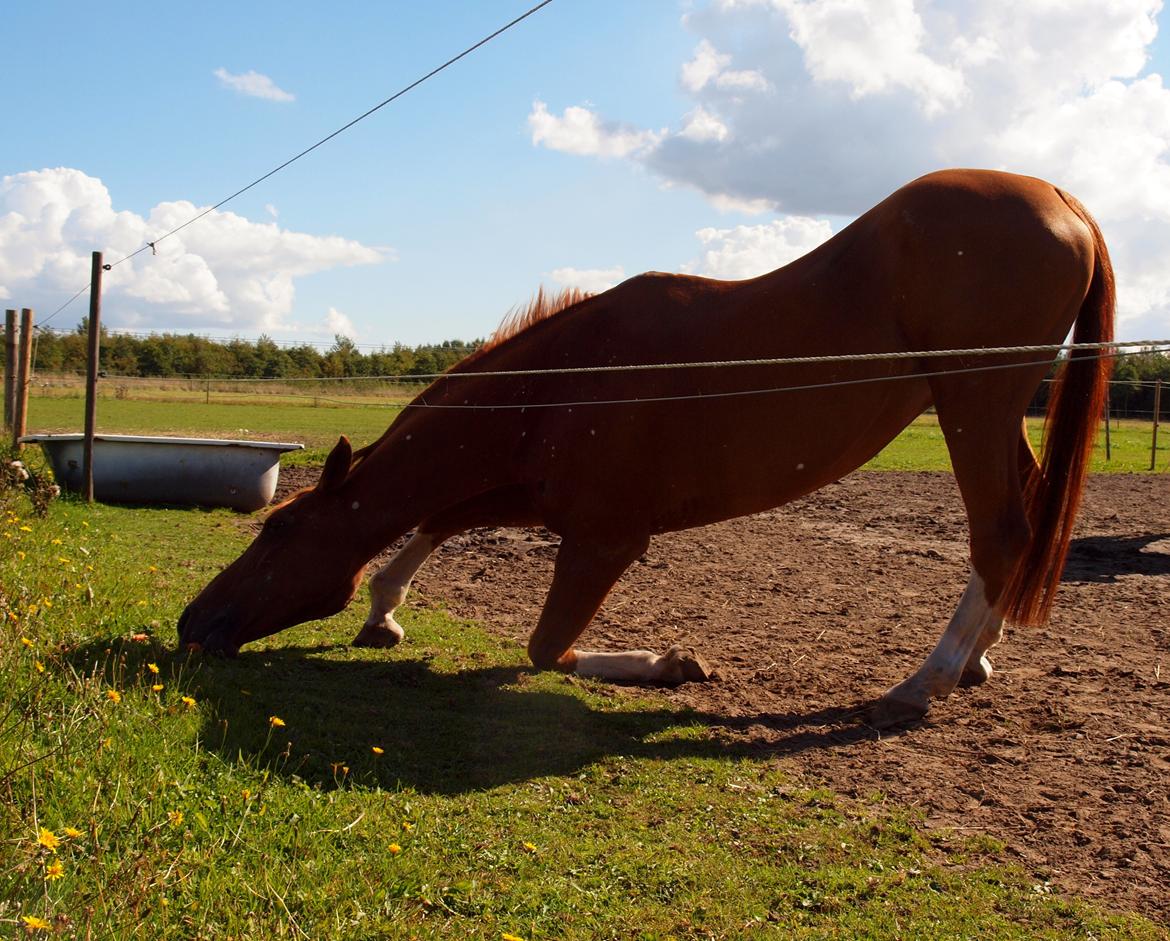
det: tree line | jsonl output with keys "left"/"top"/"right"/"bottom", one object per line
{"left": 27, "top": 323, "right": 1170, "bottom": 415}
{"left": 1030, "top": 349, "right": 1170, "bottom": 418}
{"left": 32, "top": 323, "right": 481, "bottom": 380}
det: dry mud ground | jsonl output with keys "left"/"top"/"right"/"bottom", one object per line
{"left": 279, "top": 469, "right": 1170, "bottom": 920}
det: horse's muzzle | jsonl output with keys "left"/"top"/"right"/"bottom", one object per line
{"left": 177, "top": 603, "right": 240, "bottom": 657}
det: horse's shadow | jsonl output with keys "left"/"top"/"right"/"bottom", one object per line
{"left": 1062, "top": 533, "right": 1170, "bottom": 583}
{"left": 65, "top": 639, "right": 890, "bottom": 795}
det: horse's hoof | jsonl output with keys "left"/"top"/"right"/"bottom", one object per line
{"left": 957, "top": 654, "right": 993, "bottom": 688}
{"left": 871, "top": 694, "right": 928, "bottom": 729}
{"left": 352, "top": 622, "right": 404, "bottom": 649}
{"left": 659, "top": 645, "right": 717, "bottom": 685}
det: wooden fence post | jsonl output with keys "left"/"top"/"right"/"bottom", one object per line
{"left": 1152, "top": 378, "right": 1163, "bottom": 472}
{"left": 1104, "top": 386, "right": 1111, "bottom": 462}
{"left": 83, "top": 252, "right": 104, "bottom": 503}
{"left": 4, "top": 309, "right": 15, "bottom": 430}
{"left": 12, "top": 309, "right": 33, "bottom": 450}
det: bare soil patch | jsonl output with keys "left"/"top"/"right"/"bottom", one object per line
{"left": 277, "top": 468, "right": 1170, "bottom": 919}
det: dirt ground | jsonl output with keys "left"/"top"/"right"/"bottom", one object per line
{"left": 278, "top": 468, "right": 1170, "bottom": 920}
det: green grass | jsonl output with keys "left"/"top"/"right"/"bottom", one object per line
{"left": 861, "top": 415, "right": 1165, "bottom": 473}
{"left": 26, "top": 394, "right": 1169, "bottom": 472}
{"left": 26, "top": 395, "right": 404, "bottom": 466}
{"left": 0, "top": 466, "right": 1165, "bottom": 938}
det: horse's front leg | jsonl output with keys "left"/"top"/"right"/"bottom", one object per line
{"left": 527, "top": 534, "right": 716, "bottom": 685}
{"left": 353, "top": 531, "right": 443, "bottom": 648}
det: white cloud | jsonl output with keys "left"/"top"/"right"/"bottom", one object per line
{"left": 686, "top": 216, "right": 834, "bottom": 280}
{"left": 681, "top": 39, "right": 770, "bottom": 93}
{"left": 681, "top": 106, "right": 730, "bottom": 143}
{"left": 547, "top": 265, "right": 626, "bottom": 293}
{"left": 264, "top": 203, "right": 279, "bottom": 219}
{"left": 0, "top": 168, "right": 384, "bottom": 334}
{"left": 780, "top": 0, "right": 966, "bottom": 115}
{"left": 530, "top": 0, "right": 1170, "bottom": 337}
{"left": 325, "top": 307, "right": 357, "bottom": 339}
{"left": 529, "top": 101, "right": 662, "bottom": 158}
{"left": 213, "top": 68, "right": 295, "bottom": 102}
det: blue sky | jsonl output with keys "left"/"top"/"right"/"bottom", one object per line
{"left": 5, "top": 1, "right": 1170, "bottom": 346}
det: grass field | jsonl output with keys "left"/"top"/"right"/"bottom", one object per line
{"left": 24, "top": 393, "right": 1170, "bottom": 472}
{"left": 1, "top": 478, "right": 1164, "bottom": 938}
{"left": 5, "top": 390, "right": 1167, "bottom": 936}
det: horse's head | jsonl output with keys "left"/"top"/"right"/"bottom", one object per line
{"left": 177, "top": 437, "right": 368, "bottom": 655}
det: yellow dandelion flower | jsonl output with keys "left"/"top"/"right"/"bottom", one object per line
{"left": 16, "top": 550, "right": 25, "bottom": 560}
{"left": 371, "top": 746, "right": 384, "bottom": 755}
{"left": 148, "top": 565, "right": 158, "bottom": 572}
{"left": 147, "top": 662, "right": 160, "bottom": 674}
{"left": 45, "top": 860, "right": 64, "bottom": 881}
{"left": 58, "top": 557, "right": 70, "bottom": 565}
{"left": 41, "top": 599, "right": 52, "bottom": 608}
{"left": 106, "top": 690, "right": 121, "bottom": 703}
{"left": 19, "top": 525, "right": 32, "bottom": 532}
{"left": 168, "top": 810, "right": 184, "bottom": 828}
{"left": 21, "top": 636, "right": 33, "bottom": 646}
{"left": 62, "top": 827, "right": 83, "bottom": 839}
{"left": 27, "top": 604, "right": 38, "bottom": 616}
{"left": 181, "top": 696, "right": 196, "bottom": 708}
{"left": 37, "top": 828, "right": 59, "bottom": 852}
{"left": 402, "top": 821, "right": 414, "bottom": 832}
{"left": 502, "top": 933, "right": 526, "bottom": 941}
{"left": 152, "top": 684, "right": 164, "bottom": 692}
{"left": 342, "top": 766, "right": 349, "bottom": 776}
{"left": 82, "top": 521, "right": 89, "bottom": 528}
{"left": 388, "top": 843, "right": 401, "bottom": 855}
{"left": 268, "top": 716, "right": 285, "bottom": 728}
{"left": 522, "top": 842, "right": 537, "bottom": 854}
{"left": 241, "top": 789, "right": 251, "bottom": 800}
{"left": 34, "top": 661, "right": 45, "bottom": 674}
{"left": 21, "top": 914, "right": 51, "bottom": 932}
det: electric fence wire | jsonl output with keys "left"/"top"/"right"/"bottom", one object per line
{"left": 35, "top": 343, "right": 1170, "bottom": 412}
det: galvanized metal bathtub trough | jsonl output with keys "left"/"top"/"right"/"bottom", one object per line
{"left": 21, "top": 434, "right": 303, "bottom": 511}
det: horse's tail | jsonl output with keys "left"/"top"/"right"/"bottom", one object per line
{"left": 1001, "top": 191, "right": 1115, "bottom": 627}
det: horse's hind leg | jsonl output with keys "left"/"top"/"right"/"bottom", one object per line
{"left": 527, "top": 534, "right": 715, "bottom": 685}
{"left": 876, "top": 386, "right": 1039, "bottom": 725}
{"left": 956, "top": 420, "right": 1041, "bottom": 687}
{"left": 353, "top": 485, "right": 540, "bottom": 649}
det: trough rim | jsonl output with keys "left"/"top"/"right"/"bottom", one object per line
{"left": 20, "top": 433, "right": 304, "bottom": 452}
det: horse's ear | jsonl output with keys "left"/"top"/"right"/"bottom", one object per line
{"left": 316, "top": 436, "right": 352, "bottom": 493}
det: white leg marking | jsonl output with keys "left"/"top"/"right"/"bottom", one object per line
{"left": 574, "top": 645, "right": 715, "bottom": 685}
{"left": 353, "top": 531, "right": 441, "bottom": 648}
{"left": 960, "top": 618, "right": 1005, "bottom": 686}
{"left": 574, "top": 650, "right": 662, "bottom": 682}
{"left": 881, "top": 571, "right": 1003, "bottom": 717}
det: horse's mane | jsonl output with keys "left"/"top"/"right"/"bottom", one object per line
{"left": 349, "top": 286, "right": 593, "bottom": 469}
{"left": 479, "top": 286, "right": 592, "bottom": 355}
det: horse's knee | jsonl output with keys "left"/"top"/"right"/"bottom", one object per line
{"left": 527, "top": 636, "right": 575, "bottom": 672}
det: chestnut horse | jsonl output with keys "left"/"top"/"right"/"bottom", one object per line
{"left": 179, "top": 169, "right": 1114, "bottom": 724}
